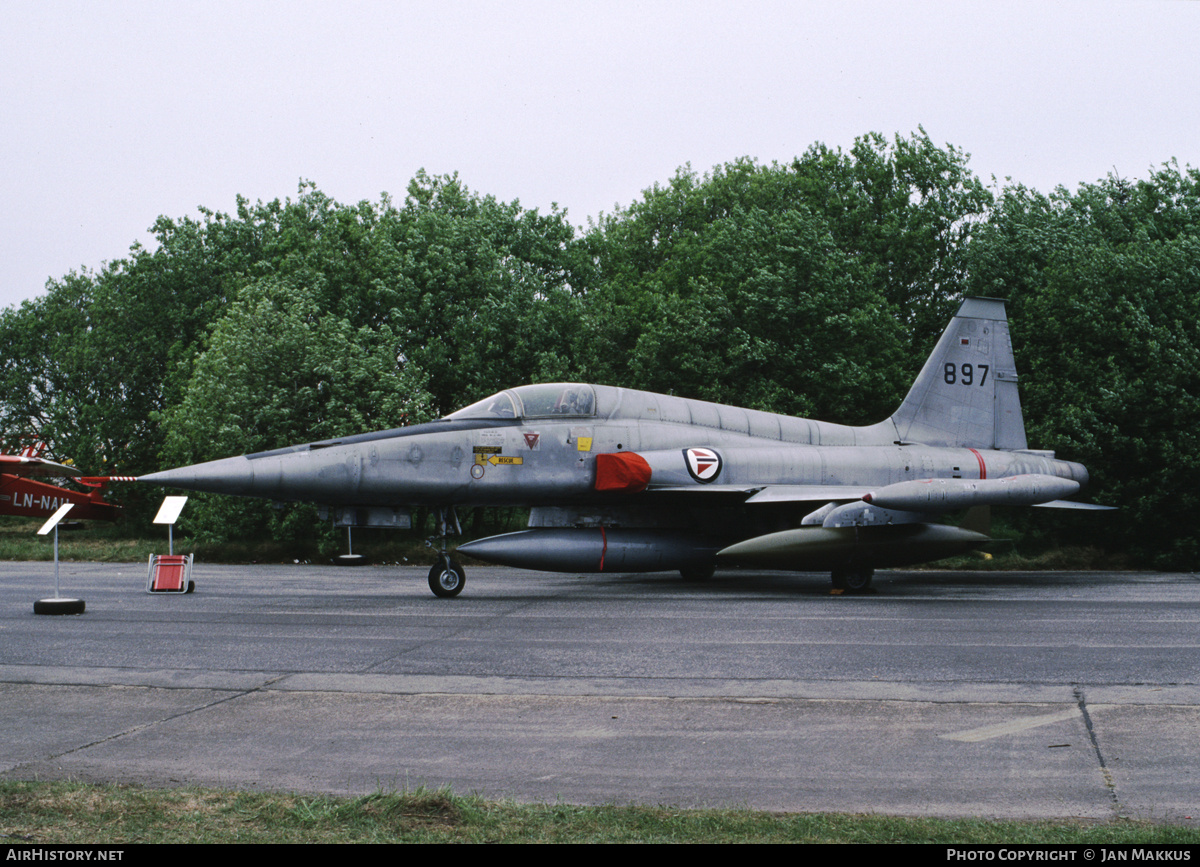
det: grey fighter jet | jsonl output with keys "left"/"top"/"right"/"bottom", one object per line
{"left": 139, "top": 297, "right": 1107, "bottom": 597}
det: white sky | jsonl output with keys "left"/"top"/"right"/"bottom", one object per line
{"left": 3, "top": 0, "right": 1198, "bottom": 310}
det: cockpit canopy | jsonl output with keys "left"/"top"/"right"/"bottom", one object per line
{"left": 446, "top": 384, "right": 597, "bottom": 421}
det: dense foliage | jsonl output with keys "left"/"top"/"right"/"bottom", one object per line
{"left": 967, "top": 164, "right": 1200, "bottom": 567}
{"left": 0, "top": 133, "right": 1194, "bottom": 566}
{"left": 580, "top": 132, "right": 991, "bottom": 422}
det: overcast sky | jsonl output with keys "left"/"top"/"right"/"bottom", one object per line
{"left": 3, "top": 0, "right": 1197, "bottom": 310}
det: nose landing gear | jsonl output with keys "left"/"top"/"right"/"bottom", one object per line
{"left": 425, "top": 507, "right": 465, "bottom": 598}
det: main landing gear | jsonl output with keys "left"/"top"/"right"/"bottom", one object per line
{"left": 679, "top": 563, "right": 716, "bottom": 583}
{"left": 426, "top": 506, "right": 465, "bottom": 598}
{"left": 831, "top": 565, "right": 875, "bottom": 593}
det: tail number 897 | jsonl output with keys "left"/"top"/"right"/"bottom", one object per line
{"left": 944, "top": 363, "right": 989, "bottom": 386}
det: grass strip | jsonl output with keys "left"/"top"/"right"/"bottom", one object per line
{"left": 1, "top": 781, "right": 1196, "bottom": 844}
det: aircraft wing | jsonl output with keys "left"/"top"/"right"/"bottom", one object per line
{"left": 644, "top": 484, "right": 761, "bottom": 495}
{"left": 0, "top": 454, "right": 80, "bottom": 477}
{"left": 744, "top": 485, "right": 874, "bottom": 504}
{"left": 647, "top": 476, "right": 1111, "bottom": 512}
{"left": 642, "top": 484, "right": 874, "bottom": 503}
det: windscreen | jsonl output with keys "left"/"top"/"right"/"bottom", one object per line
{"left": 445, "top": 384, "right": 595, "bottom": 420}
{"left": 445, "top": 392, "right": 519, "bottom": 420}
{"left": 511, "top": 384, "right": 595, "bottom": 417}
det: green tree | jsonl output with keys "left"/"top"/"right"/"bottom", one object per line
{"left": 376, "top": 171, "right": 589, "bottom": 415}
{"left": 615, "top": 204, "right": 905, "bottom": 422}
{"left": 0, "top": 203, "right": 253, "bottom": 480}
{"left": 161, "top": 277, "right": 435, "bottom": 543}
{"left": 789, "top": 129, "right": 993, "bottom": 343}
{"left": 968, "top": 164, "right": 1200, "bottom": 568}
{"left": 580, "top": 131, "right": 988, "bottom": 422}
{"left": 0, "top": 175, "right": 588, "bottom": 475}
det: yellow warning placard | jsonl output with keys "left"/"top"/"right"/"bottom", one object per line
{"left": 476, "top": 454, "right": 523, "bottom": 466}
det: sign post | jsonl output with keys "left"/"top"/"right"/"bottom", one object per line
{"left": 153, "top": 496, "right": 189, "bottom": 555}
{"left": 34, "top": 503, "right": 84, "bottom": 615}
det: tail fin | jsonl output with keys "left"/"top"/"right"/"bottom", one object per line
{"left": 888, "top": 297, "right": 1027, "bottom": 450}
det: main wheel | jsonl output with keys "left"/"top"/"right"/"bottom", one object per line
{"left": 34, "top": 597, "right": 86, "bottom": 615}
{"left": 428, "top": 558, "right": 466, "bottom": 598}
{"left": 831, "top": 566, "right": 874, "bottom": 593}
{"left": 679, "top": 563, "right": 715, "bottom": 583}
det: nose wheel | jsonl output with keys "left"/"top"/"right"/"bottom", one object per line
{"left": 428, "top": 555, "right": 466, "bottom": 598}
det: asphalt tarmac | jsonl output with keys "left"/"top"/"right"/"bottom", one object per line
{"left": 1, "top": 560, "right": 1198, "bottom": 823}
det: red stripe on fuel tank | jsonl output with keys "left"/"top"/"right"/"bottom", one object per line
{"left": 599, "top": 525, "right": 607, "bottom": 572}
{"left": 969, "top": 448, "right": 986, "bottom": 479}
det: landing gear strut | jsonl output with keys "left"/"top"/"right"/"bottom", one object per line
{"left": 425, "top": 507, "right": 465, "bottom": 598}
{"left": 831, "top": 565, "right": 874, "bottom": 593}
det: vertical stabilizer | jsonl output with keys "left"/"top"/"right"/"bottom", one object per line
{"left": 888, "top": 297, "right": 1027, "bottom": 450}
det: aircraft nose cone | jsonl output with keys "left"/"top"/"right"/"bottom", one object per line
{"left": 138, "top": 456, "right": 258, "bottom": 497}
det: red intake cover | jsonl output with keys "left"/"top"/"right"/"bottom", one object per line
{"left": 594, "top": 452, "right": 652, "bottom": 492}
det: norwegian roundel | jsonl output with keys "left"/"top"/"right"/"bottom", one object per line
{"left": 683, "top": 447, "right": 722, "bottom": 483}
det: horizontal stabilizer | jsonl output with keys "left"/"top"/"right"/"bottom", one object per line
{"left": 1033, "top": 500, "right": 1118, "bottom": 511}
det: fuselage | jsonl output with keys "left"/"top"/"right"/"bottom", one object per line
{"left": 140, "top": 382, "right": 1088, "bottom": 509}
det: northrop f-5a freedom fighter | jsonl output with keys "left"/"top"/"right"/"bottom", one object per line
{"left": 140, "top": 297, "right": 1106, "bottom": 597}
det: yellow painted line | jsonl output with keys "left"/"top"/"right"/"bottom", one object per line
{"left": 940, "top": 707, "right": 1081, "bottom": 742}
